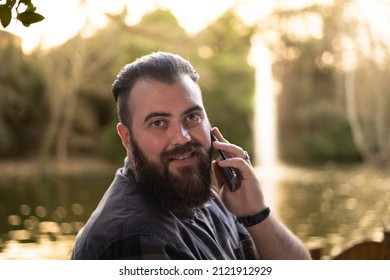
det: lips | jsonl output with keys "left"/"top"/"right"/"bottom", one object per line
{"left": 170, "top": 152, "right": 194, "bottom": 161}
{"left": 162, "top": 143, "right": 204, "bottom": 166}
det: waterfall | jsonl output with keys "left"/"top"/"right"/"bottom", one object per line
{"left": 249, "top": 35, "right": 280, "bottom": 211}
{"left": 250, "top": 35, "right": 278, "bottom": 170}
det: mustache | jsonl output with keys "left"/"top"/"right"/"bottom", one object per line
{"left": 161, "top": 142, "right": 210, "bottom": 164}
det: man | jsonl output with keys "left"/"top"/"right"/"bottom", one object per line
{"left": 71, "top": 52, "right": 311, "bottom": 260}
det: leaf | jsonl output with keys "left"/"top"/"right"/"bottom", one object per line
{"left": 19, "top": 0, "right": 32, "bottom": 5}
{"left": 25, "top": 3, "right": 36, "bottom": 13}
{"left": 6, "top": 0, "right": 17, "bottom": 9}
{"left": 0, "top": 5, "right": 12, "bottom": 28}
{"left": 17, "top": 10, "right": 44, "bottom": 25}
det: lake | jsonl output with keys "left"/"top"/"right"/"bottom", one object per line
{"left": 0, "top": 163, "right": 389, "bottom": 259}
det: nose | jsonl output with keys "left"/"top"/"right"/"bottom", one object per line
{"left": 170, "top": 124, "right": 191, "bottom": 146}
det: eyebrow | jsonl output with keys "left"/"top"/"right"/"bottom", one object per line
{"left": 143, "top": 105, "right": 205, "bottom": 123}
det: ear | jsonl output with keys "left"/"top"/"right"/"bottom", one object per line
{"left": 117, "top": 123, "right": 131, "bottom": 152}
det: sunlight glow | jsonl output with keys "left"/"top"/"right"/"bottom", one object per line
{"left": 3, "top": 0, "right": 389, "bottom": 55}
{"left": 157, "top": 0, "right": 237, "bottom": 34}
{"left": 1, "top": 0, "right": 239, "bottom": 52}
{"left": 2, "top": 0, "right": 389, "bottom": 168}
{"left": 2, "top": 0, "right": 156, "bottom": 52}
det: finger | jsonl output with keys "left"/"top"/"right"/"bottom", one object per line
{"left": 213, "top": 140, "right": 245, "bottom": 159}
{"left": 217, "top": 158, "right": 253, "bottom": 179}
{"left": 211, "top": 127, "right": 229, "bottom": 143}
{"left": 212, "top": 126, "right": 250, "bottom": 165}
{"left": 212, "top": 160, "right": 227, "bottom": 189}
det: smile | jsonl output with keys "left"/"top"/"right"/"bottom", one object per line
{"left": 171, "top": 153, "right": 193, "bottom": 161}
{"left": 167, "top": 152, "right": 198, "bottom": 168}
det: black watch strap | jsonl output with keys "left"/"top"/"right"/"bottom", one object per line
{"left": 237, "top": 206, "right": 271, "bottom": 227}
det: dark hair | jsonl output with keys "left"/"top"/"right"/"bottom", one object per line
{"left": 112, "top": 52, "right": 199, "bottom": 129}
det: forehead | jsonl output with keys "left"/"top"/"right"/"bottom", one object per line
{"left": 129, "top": 76, "right": 203, "bottom": 118}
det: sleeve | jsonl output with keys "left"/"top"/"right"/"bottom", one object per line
{"left": 98, "top": 235, "right": 194, "bottom": 260}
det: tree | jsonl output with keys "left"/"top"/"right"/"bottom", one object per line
{"left": 0, "top": 36, "right": 45, "bottom": 157}
{"left": 37, "top": 36, "right": 85, "bottom": 170}
{"left": 0, "top": 0, "right": 44, "bottom": 28}
{"left": 263, "top": 0, "right": 390, "bottom": 165}
{"left": 194, "top": 9, "right": 256, "bottom": 156}
{"left": 1, "top": 6, "right": 257, "bottom": 169}
{"left": 341, "top": 2, "right": 390, "bottom": 165}
{"left": 267, "top": 2, "right": 361, "bottom": 164}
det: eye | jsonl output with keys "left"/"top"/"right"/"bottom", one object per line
{"left": 186, "top": 112, "right": 201, "bottom": 123}
{"left": 151, "top": 119, "right": 166, "bottom": 127}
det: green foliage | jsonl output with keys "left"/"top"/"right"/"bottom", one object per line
{"left": 0, "top": 43, "right": 45, "bottom": 157}
{"left": 276, "top": 41, "right": 361, "bottom": 164}
{"left": 194, "top": 9, "right": 255, "bottom": 156}
{"left": 0, "top": 0, "right": 44, "bottom": 28}
{"left": 273, "top": 3, "right": 364, "bottom": 165}
{"left": 99, "top": 120, "right": 125, "bottom": 165}
{"left": 0, "top": 8, "right": 256, "bottom": 164}
{"left": 301, "top": 103, "right": 361, "bottom": 163}
{"left": 2, "top": 1, "right": 388, "bottom": 166}
{"left": 0, "top": 3, "right": 12, "bottom": 27}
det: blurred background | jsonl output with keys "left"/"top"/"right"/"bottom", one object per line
{"left": 1, "top": 0, "right": 390, "bottom": 260}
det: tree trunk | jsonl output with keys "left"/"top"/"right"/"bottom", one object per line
{"left": 55, "top": 51, "right": 83, "bottom": 163}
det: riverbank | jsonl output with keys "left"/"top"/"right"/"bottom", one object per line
{"left": 0, "top": 156, "right": 118, "bottom": 184}
{"left": 1, "top": 156, "right": 388, "bottom": 183}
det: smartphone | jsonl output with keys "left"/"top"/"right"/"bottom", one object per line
{"left": 210, "top": 131, "right": 241, "bottom": 192}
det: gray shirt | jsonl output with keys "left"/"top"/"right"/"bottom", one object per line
{"left": 71, "top": 160, "right": 258, "bottom": 260}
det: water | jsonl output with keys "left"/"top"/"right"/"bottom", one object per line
{"left": 259, "top": 164, "right": 390, "bottom": 259}
{"left": 0, "top": 173, "right": 112, "bottom": 259}
{"left": 0, "top": 164, "right": 389, "bottom": 259}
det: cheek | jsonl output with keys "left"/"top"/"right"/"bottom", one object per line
{"left": 194, "top": 125, "right": 212, "bottom": 150}
{"left": 137, "top": 136, "right": 165, "bottom": 161}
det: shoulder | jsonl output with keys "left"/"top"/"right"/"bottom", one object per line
{"left": 71, "top": 170, "right": 180, "bottom": 259}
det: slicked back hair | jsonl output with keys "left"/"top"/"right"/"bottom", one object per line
{"left": 112, "top": 52, "right": 200, "bottom": 130}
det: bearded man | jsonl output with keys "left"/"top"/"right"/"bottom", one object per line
{"left": 70, "top": 52, "right": 311, "bottom": 260}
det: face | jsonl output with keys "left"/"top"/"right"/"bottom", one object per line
{"left": 117, "top": 75, "right": 213, "bottom": 215}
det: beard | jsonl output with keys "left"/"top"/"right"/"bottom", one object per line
{"left": 129, "top": 136, "right": 213, "bottom": 217}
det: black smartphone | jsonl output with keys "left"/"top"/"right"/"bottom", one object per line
{"left": 210, "top": 131, "right": 241, "bottom": 192}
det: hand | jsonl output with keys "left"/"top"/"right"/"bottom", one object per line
{"left": 212, "top": 128, "right": 312, "bottom": 260}
{"left": 211, "top": 127, "right": 267, "bottom": 217}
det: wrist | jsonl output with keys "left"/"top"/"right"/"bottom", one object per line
{"left": 236, "top": 206, "right": 271, "bottom": 227}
